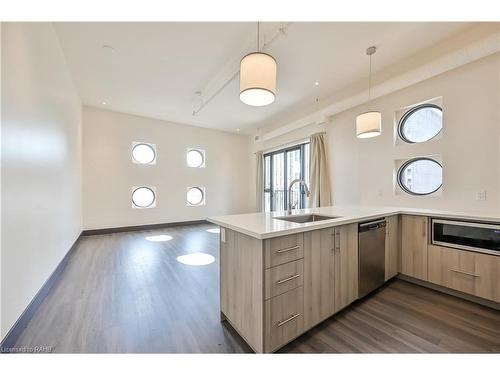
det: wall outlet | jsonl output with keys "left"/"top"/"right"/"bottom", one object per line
{"left": 476, "top": 190, "right": 487, "bottom": 201}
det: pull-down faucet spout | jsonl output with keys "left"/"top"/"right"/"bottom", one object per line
{"left": 287, "top": 179, "right": 310, "bottom": 215}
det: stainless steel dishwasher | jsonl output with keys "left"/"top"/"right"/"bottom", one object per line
{"left": 358, "top": 218, "right": 386, "bottom": 298}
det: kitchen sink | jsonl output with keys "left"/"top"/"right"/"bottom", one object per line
{"left": 275, "top": 214, "right": 340, "bottom": 224}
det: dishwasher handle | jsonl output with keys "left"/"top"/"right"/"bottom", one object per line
{"left": 359, "top": 218, "right": 386, "bottom": 232}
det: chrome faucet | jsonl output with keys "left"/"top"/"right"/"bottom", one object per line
{"left": 287, "top": 179, "right": 310, "bottom": 215}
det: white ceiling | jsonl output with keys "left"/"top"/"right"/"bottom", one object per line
{"left": 54, "top": 22, "right": 473, "bottom": 133}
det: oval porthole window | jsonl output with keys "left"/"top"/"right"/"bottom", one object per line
{"left": 187, "top": 187, "right": 205, "bottom": 206}
{"left": 186, "top": 149, "right": 205, "bottom": 168}
{"left": 398, "top": 104, "right": 442, "bottom": 143}
{"left": 132, "top": 143, "right": 156, "bottom": 164}
{"left": 132, "top": 186, "right": 156, "bottom": 208}
{"left": 397, "top": 158, "right": 442, "bottom": 196}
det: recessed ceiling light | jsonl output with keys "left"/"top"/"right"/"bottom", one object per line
{"left": 236, "top": 128, "right": 241, "bottom": 132}
{"left": 314, "top": 82, "right": 320, "bottom": 86}
{"left": 102, "top": 101, "right": 107, "bottom": 105}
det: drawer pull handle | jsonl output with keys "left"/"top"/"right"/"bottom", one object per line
{"left": 277, "top": 313, "right": 301, "bottom": 327}
{"left": 276, "top": 274, "right": 301, "bottom": 284}
{"left": 451, "top": 269, "right": 480, "bottom": 277}
{"left": 276, "top": 245, "right": 299, "bottom": 254}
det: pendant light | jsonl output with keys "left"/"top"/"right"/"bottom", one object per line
{"left": 239, "top": 22, "right": 277, "bottom": 107}
{"left": 356, "top": 46, "right": 382, "bottom": 139}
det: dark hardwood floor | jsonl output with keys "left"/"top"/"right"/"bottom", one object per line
{"left": 281, "top": 280, "right": 500, "bottom": 353}
{"left": 13, "top": 224, "right": 500, "bottom": 353}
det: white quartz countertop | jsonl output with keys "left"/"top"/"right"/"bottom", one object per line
{"left": 207, "top": 205, "right": 500, "bottom": 239}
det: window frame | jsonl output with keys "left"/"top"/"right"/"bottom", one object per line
{"left": 131, "top": 142, "right": 157, "bottom": 165}
{"left": 131, "top": 186, "right": 157, "bottom": 208}
{"left": 186, "top": 186, "right": 206, "bottom": 206}
{"left": 186, "top": 148, "right": 206, "bottom": 168}
{"left": 263, "top": 142, "right": 309, "bottom": 212}
{"left": 396, "top": 157, "right": 443, "bottom": 196}
{"left": 397, "top": 103, "right": 443, "bottom": 144}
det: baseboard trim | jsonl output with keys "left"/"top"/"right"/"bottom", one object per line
{"left": 81, "top": 219, "right": 210, "bottom": 236}
{"left": 0, "top": 232, "right": 83, "bottom": 352}
{"left": 397, "top": 274, "right": 500, "bottom": 311}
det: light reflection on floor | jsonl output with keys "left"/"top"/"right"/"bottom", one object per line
{"left": 206, "top": 228, "right": 220, "bottom": 234}
{"left": 145, "top": 234, "right": 173, "bottom": 242}
{"left": 176, "top": 252, "right": 215, "bottom": 266}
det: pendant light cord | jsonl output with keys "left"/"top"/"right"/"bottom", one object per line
{"left": 368, "top": 53, "right": 372, "bottom": 100}
{"left": 365, "top": 46, "right": 376, "bottom": 101}
{"left": 257, "top": 22, "right": 260, "bottom": 52}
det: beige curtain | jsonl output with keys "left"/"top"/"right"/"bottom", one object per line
{"left": 309, "top": 132, "right": 332, "bottom": 207}
{"left": 256, "top": 151, "right": 264, "bottom": 212}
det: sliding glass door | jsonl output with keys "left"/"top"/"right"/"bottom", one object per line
{"left": 264, "top": 143, "right": 309, "bottom": 212}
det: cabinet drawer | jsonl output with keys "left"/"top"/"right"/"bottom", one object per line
{"left": 428, "top": 245, "right": 477, "bottom": 296}
{"left": 264, "top": 233, "right": 304, "bottom": 269}
{"left": 265, "top": 259, "right": 304, "bottom": 300}
{"left": 264, "top": 286, "right": 304, "bottom": 352}
{"left": 428, "top": 244, "right": 500, "bottom": 303}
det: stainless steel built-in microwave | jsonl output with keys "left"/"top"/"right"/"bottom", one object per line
{"left": 431, "top": 218, "right": 500, "bottom": 256}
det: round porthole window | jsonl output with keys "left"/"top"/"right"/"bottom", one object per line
{"left": 132, "top": 187, "right": 156, "bottom": 208}
{"left": 132, "top": 143, "right": 156, "bottom": 164}
{"left": 398, "top": 104, "right": 442, "bottom": 143}
{"left": 397, "top": 158, "right": 442, "bottom": 196}
{"left": 187, "top": 187, "right": 205, "bottom": 206}
{"left": 186, "top": 149, "right": 205, "bottom": 168}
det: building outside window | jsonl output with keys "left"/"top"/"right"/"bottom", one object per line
{"left": 263, "top": 142, "right": 310, "bottom": 212}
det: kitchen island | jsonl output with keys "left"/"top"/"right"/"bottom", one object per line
{"left": 208, "top": 205, "right": 500, "bottom": 353}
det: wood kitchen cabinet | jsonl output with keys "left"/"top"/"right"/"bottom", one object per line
{"left": 221, "top": 228, "right": 307, "bottom": 353}
{"left": 334, "top": 223, "right": 358, "bottom": 312}
{"left": 264, "top": 286, "right": 304, "bottom": 352}
{"left": 303, "top": 227, "right": 335, "bottom": 328}
{"left": 303, "top": 223, "right": 358, "bottom": 330}
{"left": 428, "top": 244, "right": 500, "bottom": 303}
{"left": 385, "top": 215, "right": 399, "bottom": 280}
{"left": 217, "top": 211, "right": 500, "bottom": 353}
{"left": 220, "top": 228, "right": 265, "bottom": 352}
{"left": 401, "top": 215, "right": 428, "bottom": 280}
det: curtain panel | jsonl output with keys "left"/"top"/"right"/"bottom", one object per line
{"left": 309, "top": 132, "right": 332, "bottom": 207}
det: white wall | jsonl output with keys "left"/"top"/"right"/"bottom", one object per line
{"left": 251, "top": 53, "right": 500, "bottom": 214}
{"left": 82, "top": 106, "right": 252, "bottom": 230}
{"left": 1, "top": 23, "right": 82, "bottom": 339}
